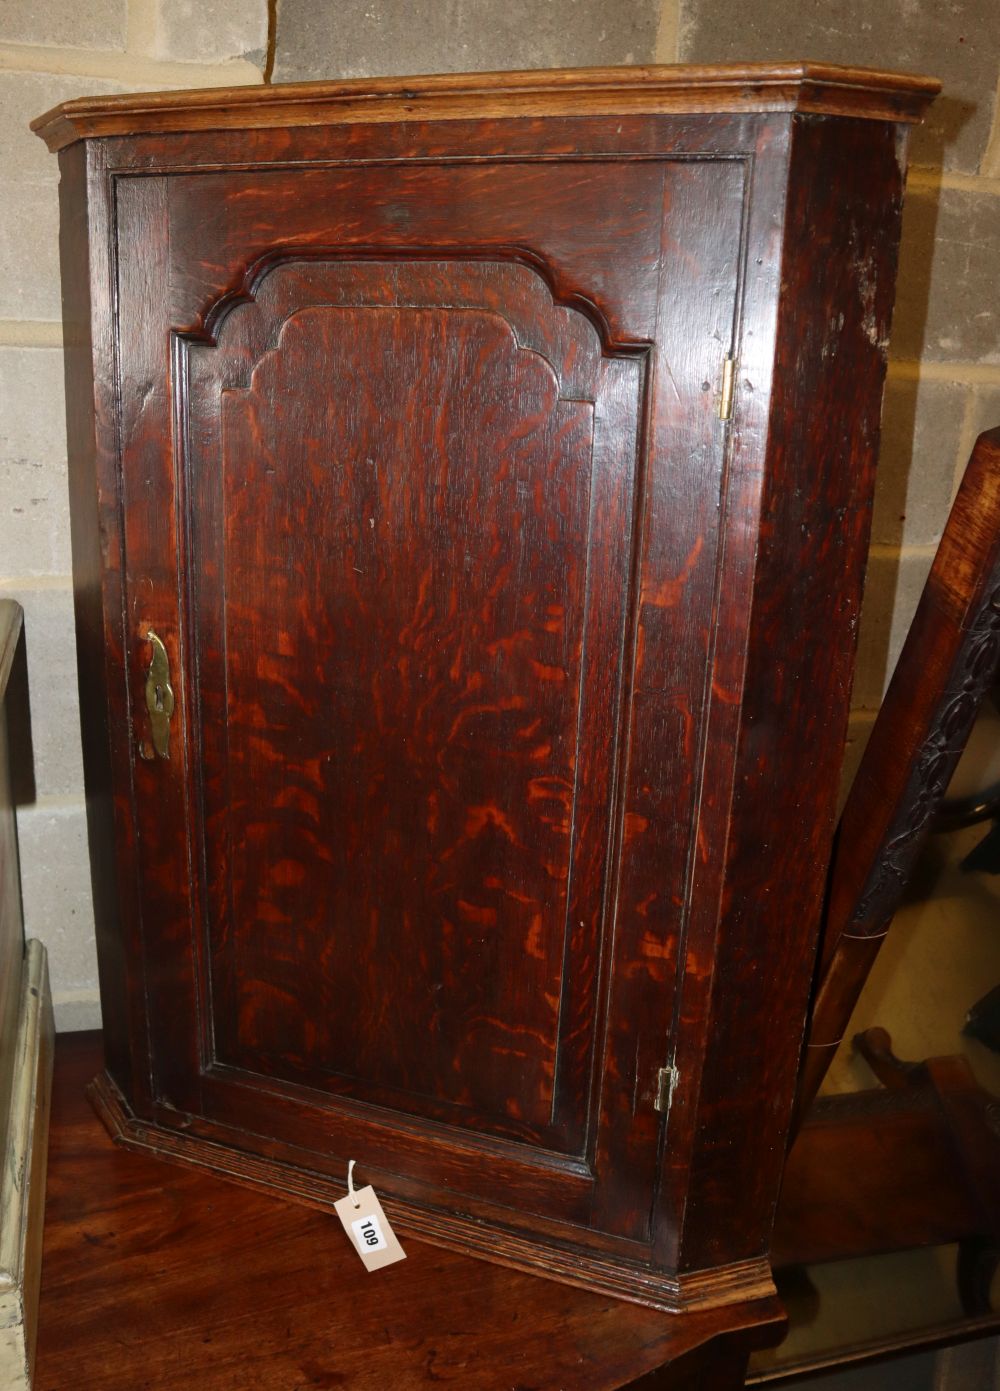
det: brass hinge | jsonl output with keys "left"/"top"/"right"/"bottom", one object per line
{"left": 654, "top": 1064, "right": 679, "bottom": 1115}
{"left": 717, "top": 355, "right": 736, "bottom": 422}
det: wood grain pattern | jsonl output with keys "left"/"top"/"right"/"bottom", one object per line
{"left": 36, "top": 68, "right": 933, "bottom": 1330}
{"left": 104, "top": 139, "right": 749, "bottom": 1272}
{"left": 189, "top": 260, "right": 629, "bottom": 1152}
{"left": 658, "top": 110, "right": 909, "bottom": 1276}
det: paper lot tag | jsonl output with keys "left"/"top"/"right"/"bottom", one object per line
{"left": 334, "top": 1184, "right": 407, "bottom": 1272}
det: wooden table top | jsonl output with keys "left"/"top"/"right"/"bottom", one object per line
{"left": 35, "top": 1032, "right": 782, "bottom": 1390}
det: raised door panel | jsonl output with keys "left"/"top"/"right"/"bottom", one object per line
{"left": 184, "top": 259, "right": 641, "bottom": 1155}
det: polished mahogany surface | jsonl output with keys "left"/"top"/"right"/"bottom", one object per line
{"left": 38, "top": 64, "right": 936, "bottom": 1319}
{"left": 36, "top": 1032, "right": 781, "bottom": 1391}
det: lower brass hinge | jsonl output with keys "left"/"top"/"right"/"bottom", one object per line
{"left": 654, "top": 1064, "right": 678, "bottom": 1115}
{"left": 717, "top": 355, "right": 736, "bottom": 422}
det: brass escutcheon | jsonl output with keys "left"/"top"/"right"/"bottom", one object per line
{"left": 142, "top": 629, "right": 174, "bottom": 759}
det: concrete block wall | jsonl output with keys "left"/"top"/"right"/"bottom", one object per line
{"left": 0, "top": 1, "right": 268, "bottom": 1030}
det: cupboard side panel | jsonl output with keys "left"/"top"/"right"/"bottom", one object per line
{"left": 676, "top": 115, "right": 908, "bottom": 1270}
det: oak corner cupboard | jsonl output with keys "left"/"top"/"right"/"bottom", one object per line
{"left": 34, "top": 62, "right": 938, "bottom": 1317}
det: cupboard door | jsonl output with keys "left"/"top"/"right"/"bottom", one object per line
{"left": 118, "top": 154, "right": 745, "bottom": 1236}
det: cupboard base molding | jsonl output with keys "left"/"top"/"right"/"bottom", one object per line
{"left": 0, "top": 941, "right": 54, "bottom": 1391}
{"left": 89, "top": 1067, "right": 775, "bottom": 1315}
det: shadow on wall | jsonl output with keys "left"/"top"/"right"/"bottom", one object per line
{"left": 6, "top": 620, "right": 35, "bottom": 810}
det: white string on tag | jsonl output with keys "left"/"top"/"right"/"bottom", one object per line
{"left": 347, "top": 1157, "right": 360, "bottom": 1209}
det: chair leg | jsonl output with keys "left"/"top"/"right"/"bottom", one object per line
{"left": 852, "top": 1027, "right": 927, "bottom": 1091}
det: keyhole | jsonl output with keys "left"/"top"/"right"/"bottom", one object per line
{"left": 154, "top": 684, "right": 164, "bottom": 712}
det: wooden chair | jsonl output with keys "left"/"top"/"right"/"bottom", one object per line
{"left": 777, "top": 427, "right": 1000, "bottom": 1317}
{"left": 800, "top": 425, "right": 1000, "bottom": 1115}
